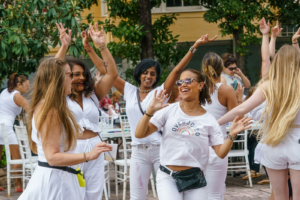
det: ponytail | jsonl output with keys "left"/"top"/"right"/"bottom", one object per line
{"left": 7, "top": 73, "right": 28, "bottom": 93}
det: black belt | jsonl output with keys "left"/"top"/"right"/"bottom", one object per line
{"left": 159, "top": 165, "right": 174, "bottom": 175}
{"left": 38, "top": 161, "right": 80, "bottom": 175}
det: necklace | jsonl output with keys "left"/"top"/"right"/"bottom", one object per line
{"left": 138, "top": 87, "right": 152, "bottom": 93}
{"left": 181, "top": 102, "right": 201, "bottom": 112}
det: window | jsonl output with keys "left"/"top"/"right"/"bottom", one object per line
{"left": 152, "top": 1, "right": 205, "bottom": 13}
{"left": 281, "top": 24, "right": 298, "bottom": 36}
{"left": 101, "top": 1, "right": 107, "bottom": 17}
{"left": 166, "top": 0, "right": 200, "bottom": 7}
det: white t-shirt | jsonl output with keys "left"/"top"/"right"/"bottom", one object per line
{"left": 124, "top": 82, "right": 167, "bottom": 145}
{"left": 150, "top": 102, "right": 224, "bottom": 170}
{"left": 114, "top": 103, "right": 120, "bottom": 111}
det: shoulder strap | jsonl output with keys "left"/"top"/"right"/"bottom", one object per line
{"left": 136, "top": 89, "right": 144, "bottom": 115}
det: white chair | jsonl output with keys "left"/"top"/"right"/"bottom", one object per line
{"left": 1, "top": 123, "right": 23, "bottom": 197}
{"left": 99, "top": 116, "right": 114, "bottom": 130}
{"left": 227, "top": 129, "right": 253, "bottom": 187}
{"left": 120, "top": 107, "right": 126, "bottom": 113}
{"left": 103, "top": 160, "right": 110, "bottom": 200}
{"left": 14, "top": 125, "right": 38, "bottom": 189}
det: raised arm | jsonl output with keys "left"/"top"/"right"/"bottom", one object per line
{"left": 14, "top": 93, "right": 30, "bottom": 112}
{"left": 269, "top": 21, "right": 282, "bottom": 59}
{"left": 292, "top": 28, "right": 300, "bottom": 53}
{"left": 54, "top": 23, "right": 72, "bottom": 59}
{"left": 86, "top": 23, "right": 119, "bottom": 100}
{"left": 217, "top": 86, "right": 266, "bottom": 126}
{"left": 164, "top": 34, "right": 218, "bottom": 95}
{"left": 260, "top": 17, "right": 271, "bottom": 78}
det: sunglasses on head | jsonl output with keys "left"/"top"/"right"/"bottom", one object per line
{"left": 175, "top": 78, "right": 197, "bottom": 87}
{"left": 228, "top": 67, "right": 237, "bottom": 71}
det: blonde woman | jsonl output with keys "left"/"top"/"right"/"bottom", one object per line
{"left": 111, "top": 91, "right": 122, "bottom": 113}
{"left": 218, "top": 43, "right": 300, "bottom": 199}
{"left": 18, "top": 58, "right": 112, "bottom": 200}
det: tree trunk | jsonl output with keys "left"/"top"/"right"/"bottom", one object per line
{"left": 232, "top": 29, "right": 246, "bottom": 73}
{"left": 139, "top": 0, "right": 154, "bottom": 59}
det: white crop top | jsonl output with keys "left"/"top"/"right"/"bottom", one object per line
{"left": 150, "top": 102, "right": 224, "bottom": 170}
{"left": 0, "top": 89, "right": 22, "bottom": 127}
{"left": 203, "top": 83, "right": 228, "bottom": 137}
{"left": 67, "top": 92, "right": 101, "bottom": 133}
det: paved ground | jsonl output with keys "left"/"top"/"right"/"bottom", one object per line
{"left": 0, "top": 168, "right": 271, "bottom": 200}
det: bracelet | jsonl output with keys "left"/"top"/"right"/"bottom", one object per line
{"left": 84, "top": 45, "right": 93, "bottom": 53}
{"left": 144, "top": 112, "right": 153, "bottom": 117}
{"left": 227, "top": 134, "right": 236, "bottom": 141}
{"left": 98, "top": 44, "right": 107, "bottom": 51}
{"left": 83, "top": 152, "right": 88, "bottom": 162}
{"left": 293, "top": 41, "right": 299, "bottom": 44}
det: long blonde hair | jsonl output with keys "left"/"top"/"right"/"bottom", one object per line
{"left": 257, "top": 45, "right": 300, "bottom": 146}
{"left": 28, "top": 58, "right": 81, "bottom": 153}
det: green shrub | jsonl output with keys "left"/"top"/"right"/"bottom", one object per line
{"left": 0, "top": 146, "right": 6, "bottom": 168}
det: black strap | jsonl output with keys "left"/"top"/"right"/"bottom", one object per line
{"left": 159, "top": 165, "right": 172, "bottom": 175}
{"left": 38, "top": 161, "right": 80, "bottom": 175}
{"left": 136, "top": 89, "right": 145, "bottom": 115}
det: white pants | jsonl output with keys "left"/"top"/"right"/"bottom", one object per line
{"left": 75, "top": 136, "right": 104, "bottom": 200}
{"left": 129, "top": 145, "right": 160, "bottom": 200}
{"left": 205, "top": 147, "right": 228, "bottom": 200}
{"left": 156, "top": 168, "right": 208, "bottom": 200}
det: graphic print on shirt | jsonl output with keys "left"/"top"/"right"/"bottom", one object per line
{"left": 172, "top": 121, "right": 201, "bottom": 136}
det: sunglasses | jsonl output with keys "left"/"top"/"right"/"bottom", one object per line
{"left": 175, "top": 78, "right": 197, "bottom": 87}
{"left": 228, "top": 67, "right": 237, "bottom": 71}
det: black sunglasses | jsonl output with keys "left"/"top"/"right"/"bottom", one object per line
{"left": 228, "top": 67, "right": 237, "bottom": 71}
{"left": 175, "top": 78, "right": 197, "bottom": 87}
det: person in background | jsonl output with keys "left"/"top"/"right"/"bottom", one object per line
{"left": 111, "top": 91, "right": 122, "bottom": 114}
{"left": 167, "top": 85, "right": 181, "bottom": 104}
{"left": 99, "top": 96, "right": 119, "bottom": 119}
{"left": 0, "top": 73, "right": 30, "bottom": 192}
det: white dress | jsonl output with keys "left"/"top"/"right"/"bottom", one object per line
{"left": 18, "top": 116, "right": 83, "bottom": 200}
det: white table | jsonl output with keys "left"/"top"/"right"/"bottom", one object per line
{"left": 101, "top": 129, "right": 131, "bottom": 139}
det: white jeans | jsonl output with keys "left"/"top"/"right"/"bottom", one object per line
{"left": 205, "top": 147, "right": 228, "bottom": 200}
{"left": 156, "top": 168, "right": 208, "bottom": 200}
{"left": 129, "top": 145, "right": 160, "bottom": 200}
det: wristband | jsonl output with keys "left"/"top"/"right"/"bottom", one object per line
{"left": 144, "top": 112, "right": 153, "bottom": 117}
{"left": 98, "top": 44, "right": 107, "bottom": 51}
{"left": 83, "top": 152, "right": 88, "bottom": 162}
{"left": 227, "top": 134, "right": 236, "bottom": 141}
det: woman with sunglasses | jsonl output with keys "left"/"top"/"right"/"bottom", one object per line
{"left": 135, "top": 69, "right": 252, "bottom": 200}
{"left": 55, "top": 23, "right": 117, "bottom": 200}
{"left": 88, "top": 32, "right": 217, "bottom": 199}
{"left": 221, "top": 53, "right": 251, "bottom": 91}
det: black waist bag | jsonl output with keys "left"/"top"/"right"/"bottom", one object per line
{"left": 160, "top": 165, "right": 207, "bottom": 192}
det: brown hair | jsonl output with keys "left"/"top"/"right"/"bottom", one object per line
{"left": 28, "top": 58, "right": 81, "bottom": 153}
{"left": 183, "top": 69, "right": 212, "bottom": 105}
{"left": 223, "top": 53, "right": 237, "bottom": 68}
{"left": 168, "top": 85, "right": 179, "bottom": 104}
{"left": 7, "top": 73, "right": 28, "bottom": 92}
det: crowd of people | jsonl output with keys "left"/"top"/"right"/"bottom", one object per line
{"left": 0, "top": 17, "right": 299, "bottom": 200}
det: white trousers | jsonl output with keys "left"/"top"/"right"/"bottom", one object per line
{"left": 129, "top": 145, "right": 160, "bottom": 200}
{"left": 75, "top": 136, "right": 104, "bottom": 200}
{"left": 205, "top": 147, "right": 228, "bottom": 200}
{"left": 156, "top": 168, "right": 208, "bottom": 200}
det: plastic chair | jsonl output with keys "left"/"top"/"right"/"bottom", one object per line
{"left": 103, "top": 160, "right": 110, "bottom": 200}
{"left": 0, "top": 123, "right": 23, "bottom": 197}
{"left": 99, "top": 116, "right": 114, "bottom": 130}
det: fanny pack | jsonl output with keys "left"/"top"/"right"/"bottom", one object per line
{"left": 38, "top": 161, "right": 85, "bottom": 187}
{"left": 159, "top": 165, "right": 207, "bottom": 192}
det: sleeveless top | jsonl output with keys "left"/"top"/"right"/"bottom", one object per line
{"left": 66, "top": 92, "right": 101, "bottom": 133}
{"left": 221, "top": 72, "right": 244, "bottom": 87}
{"left": 0, "top": 89, "right": 22, "bottom": 127}
{"left": 203, "top": 83, "right": 228, "bottom": 137}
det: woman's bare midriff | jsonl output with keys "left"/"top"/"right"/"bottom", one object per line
{"left": 167, "top": 165, "right": 193, "bottom": 171}
{"left": 77, "top": 129, "right": 98, "bottom": 140}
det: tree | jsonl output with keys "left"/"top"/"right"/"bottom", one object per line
{"left": 202, "top": 0, "right": 300, "bottom": 72}
{"left": 0, "top": 0, "right": 98, "bottom": 83}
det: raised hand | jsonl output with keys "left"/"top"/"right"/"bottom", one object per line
{"left": 94, "top": 70, "right": 103, "bottom": 83}
{"left": 148, "top": 90, "right": 169, "bottom": 113}
{"left": 234, "top": 68, "right": 243, "bottom": 76}
{"left": 88, "top": 22, "right": 106, "bottom": 46}
{"left": 260, "top": 17, "right": 270, "bottom": 35}
{"left": 194, "top": 34, "right": 218, "bottom": 48}
{"left": 56, "top": 23, "right": 72, "bottom": 46}
{"left": 81, "top": 30, "right": 90, "bottom": 46}
{"left": 235, "top": 83, "right": 244, "bottom": 102}
{"left": 271, "top": 21, "right": 283, "bottom": 38}
{"left": 229, "top": 116, "right": 252, "bottom": 137}
{"left": 292, "top": 28, "right": 300, "bottom": 43}
{"left": 87, "top": 142, "right": 112, "bottom": 161}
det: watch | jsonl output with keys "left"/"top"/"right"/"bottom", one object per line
{"left": 189, "top": 46, "right": 197, "bottom": 53}
{"left": 227, "top": 134, "right": 236, "bottom": 141}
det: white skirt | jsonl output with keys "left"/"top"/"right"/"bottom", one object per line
{"left": 18, "top": 165, "right": 83, "bottom": 200}
{"left": 0, "top": 125, "right": 18, "bottom": 145}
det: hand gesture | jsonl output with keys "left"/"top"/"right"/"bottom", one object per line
{"left": 94, "top": 70, "right": 103, "bottom": 83}
{"left": 148, "top": 90, "right": 169, "bottom": 113}
{"left": 292, "top": 28, "right": 300, "bottom": 43}
{"left": 56, "top": 23, "right": 72, "bottom": 47}
{"left": 108, "top": 104, "right": 114, "bottom": 109}
{"left": 194, "top": 34, "right": 218, "bottom": 48}
{"left": 229, "top": 116, "right": 252, "bottom": 137}
{"left": 87, "top": 142, "right": 112, "bottom": 161}
{"left": 81, "top": 30, "right": 90, "bottom": 47}
{"left": 260, "top": 17, "right": 270, "bottom": 35}
{"left": 234, "top": 68, "right": 243, "bottom": 76}
{"left": 88, "top": 22, "right": 106, "bottom": 46}
{"left": 271, "top": 21, "right": 283, "bottom": 38}
{"left": 235, "top": 83, "right": 244, "bottom": 101}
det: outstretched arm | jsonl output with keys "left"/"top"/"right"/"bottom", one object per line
{"left": 164, "top": 34, "right": 218, "bottom": 95}
{"left": 54, "top": 23, "right": 72, "bottom": 59}
{"left": 85, "top": 23, "right": 119, "bottom": 100}
{"left": 269, "top": 21, "right": 282, "bottom": 59}
{"left": 260, "top": 17, "right": 271, "bottom": 78}
{"left": 292, "top": 28, "right": 300, "bottom": 53}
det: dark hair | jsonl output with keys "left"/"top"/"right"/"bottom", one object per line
{"left": 223, "top": 53, "right": 237, "bottom": 68}
{"left": 7, "top": 73, "right": 28, "bottom": 93}
{"left": 133, "top": 59, "right": 162, "bottom": 88}
{"left": 67, "top": 59, "right": 94, "bottom": 100}
{"left": 183, "top": 69, "right": 212, "bottom": 106}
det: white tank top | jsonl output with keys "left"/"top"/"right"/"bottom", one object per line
{"left": 0, "top": 89, "right": 22, "bottom": 127}
{"left": 66, "top": 92, "right": 101, "bottom": 133}
{"left": 203, "top": 83, "right": 228, "bottom": 137}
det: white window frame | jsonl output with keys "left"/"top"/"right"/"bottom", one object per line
{"left": 152, "top": 1, "right": 206, "bottom": 13}
{"left": 101, "top": 1, "right": 107, "bottom": 17}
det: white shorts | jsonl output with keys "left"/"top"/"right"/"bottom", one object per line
{"left": 0, "top": 126, "right": 18, "bottom": 145}
{"left": 255, "top": 128, "right": 300, "bottom": 170}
